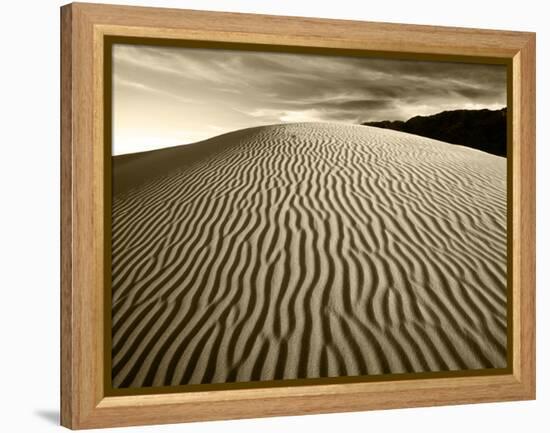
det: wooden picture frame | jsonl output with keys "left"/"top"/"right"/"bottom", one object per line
{"left": 60, "top": 2, "right": 536, "bottom": 429}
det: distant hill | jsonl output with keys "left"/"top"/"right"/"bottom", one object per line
{"left": 362, "top": 108, "right": 507, "bottom": 157}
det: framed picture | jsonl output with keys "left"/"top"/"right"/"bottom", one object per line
{"left": 60, "top": 3, "right": 536, "bottom": 429}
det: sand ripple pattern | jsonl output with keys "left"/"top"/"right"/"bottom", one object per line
{"left": 111, "top": 123, "right": 507, "bottom": 388}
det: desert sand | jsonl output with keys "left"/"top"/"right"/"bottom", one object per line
{"left": 111, "top": 123, "right": 507, "bottom": 388}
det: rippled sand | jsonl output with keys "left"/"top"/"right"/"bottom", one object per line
{"left": 111, "top": 123, "right": 507, "bottom": 388}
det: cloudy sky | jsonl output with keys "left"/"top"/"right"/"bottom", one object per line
{"left": 112, "top": 44, "right": 506, "bottom": 155}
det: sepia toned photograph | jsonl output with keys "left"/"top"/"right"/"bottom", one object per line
{"left": 109, "top": 42, "right": 509, "bottom": 390}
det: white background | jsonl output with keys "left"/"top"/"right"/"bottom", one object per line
{"left": 1, "top": 0, "right": 547, "bottom": 431}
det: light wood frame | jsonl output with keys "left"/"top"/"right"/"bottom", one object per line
{"left": 60, "top": 2, "right": 536, "bottom": 429}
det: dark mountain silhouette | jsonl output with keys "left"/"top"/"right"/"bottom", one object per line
{"left": 362, "top": 108, "right": 507, "bottom": 157}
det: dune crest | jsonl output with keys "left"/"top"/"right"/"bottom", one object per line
{"left": 111, "top": 122, "right": 507, "bottom": 388}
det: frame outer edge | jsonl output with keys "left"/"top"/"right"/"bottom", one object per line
{"left": 60, "top": 3, "right": 74, "bottom": 429}
{"left": 519, "top": 33, "right": 536, "bottom": 398}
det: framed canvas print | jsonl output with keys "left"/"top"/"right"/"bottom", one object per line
{"left": 60, "top": 3, "right": 536, "bottom": 429}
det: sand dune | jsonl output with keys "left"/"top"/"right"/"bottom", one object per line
{"left": 111, "top": 123, "right": 507, "bottom": 388}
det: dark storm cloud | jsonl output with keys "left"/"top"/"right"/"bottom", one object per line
{"left": 113, "top": 44, "right": 506, "bottom": 154}
{"left": 321, "top": 99, "right": 394, "bottom": 110}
